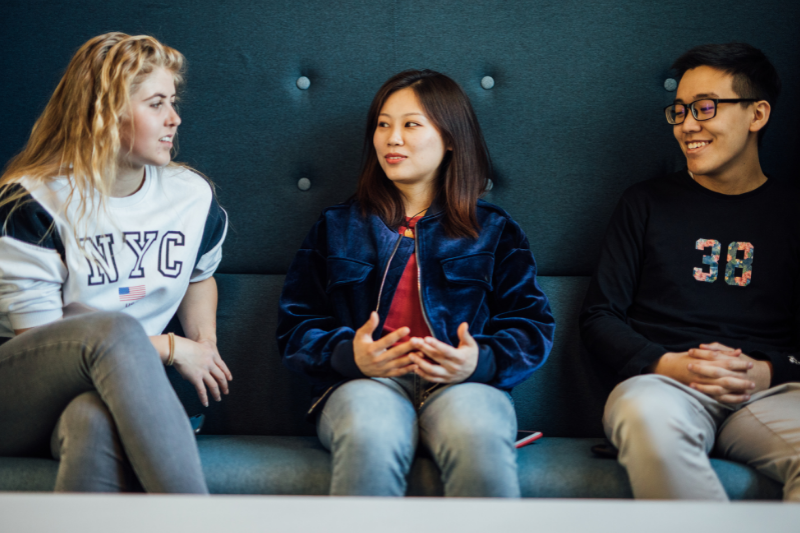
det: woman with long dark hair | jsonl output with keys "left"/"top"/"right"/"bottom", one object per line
{"left": 278, "top": 70, "right": 554, "bottom": 497}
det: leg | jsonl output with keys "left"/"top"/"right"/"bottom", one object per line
{"left": 51, "top": 391, "right": 139, "bottom": 492}
{"left": 317, "top": 378, "right": 417, "bottom": 496}
{"left": 604, "top": 374, "right": 729, "bottom": 500}
{"left": 0, "top": 312, "right": 207, "bottom": 493}
{"left": 717, "top": 383, "right": 800, "bottom": 501}
{"left": 419, "top": 383, "right": 519, "bottom": 497}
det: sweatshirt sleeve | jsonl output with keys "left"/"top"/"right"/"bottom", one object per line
{"left": 751, "top": 289, "right": 800, "bottom": 386}
{"left": 579, "top": 193, "right": 667, "bottom": 377}
{"left": 0, "top": 187, "right": 68, "bottom": 330}
{"left": 191, "top": 194, "right": 228, "bottom": 282}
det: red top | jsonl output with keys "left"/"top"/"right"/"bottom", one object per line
{"left": 382, "top": 215, "right": 432, "bottom": 343}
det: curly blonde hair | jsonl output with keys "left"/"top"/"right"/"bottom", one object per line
{"left": 0, "top": 32, "right": 186, "bottom": 239}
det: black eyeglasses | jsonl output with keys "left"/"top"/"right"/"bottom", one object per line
{"left": 664, "top": 98, "right": 758, "bottom": 125}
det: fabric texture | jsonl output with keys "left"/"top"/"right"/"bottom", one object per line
{"left": 317, "top": 378, "right": 519, "bottom": 497}
{"left": 580, "top": 171, "right": 800, "bottom": 384}
{"left": 604, "top": 374, "right": 800, "bottom": 501}
{"left": 0, "top": 312, "right": 208, "bottom": 493}
{"left": 0, "top": 165, "right": 228, "bottom": 337}
{"left": 277, "top": 198, "right": 555, "bottom": 403}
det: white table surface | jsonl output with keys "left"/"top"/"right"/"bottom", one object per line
{"left": 1, "top": 494, "right": 798, "bottom": 533}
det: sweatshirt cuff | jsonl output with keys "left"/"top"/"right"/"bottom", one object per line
{"left": 465, "top": 344, "right": 497, "bottom": 384}
{"left": 750, "top": 350, "right": 800, "bottom": 387}
{"left": 620, "top": 342, "right": 669, "bottom": 378}
{"left": 9, "top": 309, "right": 63, "bottom": 331}
{"left": 331, "top": 340, "right": 367, "bottom": 379}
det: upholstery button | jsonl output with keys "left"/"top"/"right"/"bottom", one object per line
{"left": 481, "top": 76, "right": 495, "bottom": 90}
{"left": 297, "top": 177, "right": 311, "bottom": 191}
{"left": 664, "top": 78, "right": 677, "bottom": 91}
{"left": 296, "top": 76, "right": 311, "bottom": 90}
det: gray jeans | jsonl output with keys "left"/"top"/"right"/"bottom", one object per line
{"left": 604, "top": 374, "right": 800, "bottom": 501}
{"left": 0, "top": 312, "right": 207, "bottom": 493}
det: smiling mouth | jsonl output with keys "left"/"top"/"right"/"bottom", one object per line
{"left": 159, "top": 136, "right": 173, "bottom": 142}
{"left": 385, "top": 154, "right": 406, "bottom": 164}
{"left": 687, "top": 141, "right": 710, "bottom": 150}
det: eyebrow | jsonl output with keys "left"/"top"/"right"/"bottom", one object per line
{"left": 673, "top": 92, "right": 719, "bottom": 104}
{"left": 143, "top": 93, "right": 175, "bottom": 101}
{"left": 378, "top": 112, "right": 425, "bottom": 117}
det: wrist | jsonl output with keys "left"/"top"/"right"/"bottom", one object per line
{"left": 149, "top": 335, "right": 170, "bottom": 363}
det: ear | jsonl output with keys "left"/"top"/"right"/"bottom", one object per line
{"left": 749, "top": 100, "right": 771, "bottom": 133}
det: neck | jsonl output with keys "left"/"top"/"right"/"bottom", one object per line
{"left": 112, "top": 163, "right": 146, "bottom": 198}
{"left": 691, "top": 143, "right": 767, "bottom": 195}
{"left": 395, "top": 181, "right": 435, "bottom": 217}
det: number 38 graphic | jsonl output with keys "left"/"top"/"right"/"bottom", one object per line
{"left": 693, "top": 239, "right": 754, "bottom": 287}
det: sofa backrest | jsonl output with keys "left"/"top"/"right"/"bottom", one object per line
{"left": 2, "top": 0, "right": 798, "bottom": 438}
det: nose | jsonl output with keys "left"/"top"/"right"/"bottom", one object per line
{"left": 167, "top": 104, "right": 181, "bottom": 127}
{"left": 387, "top": 124, "right": 403, "bottom": 145}
{"left": 680, "top": 112, "right": 701, "bottom": 134}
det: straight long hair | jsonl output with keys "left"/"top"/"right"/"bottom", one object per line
{"left": 0, "top": 32, "right": 186, "bottom": 241}
{"left": 356, "top": 70, "right": 492, "bottom": 239}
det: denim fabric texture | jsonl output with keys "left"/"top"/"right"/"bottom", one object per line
{"left": 277, "top": 199, "right": 556, "bottom": 400}
{"left": 317, "top": 377, "right": 519, "bottom": 496}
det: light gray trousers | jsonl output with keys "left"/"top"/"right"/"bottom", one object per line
{"left": 0, "top": 312, "right": 208, "bottom": 493}
{"left": 604, "top": 374, "right": 800, "bottom": 501}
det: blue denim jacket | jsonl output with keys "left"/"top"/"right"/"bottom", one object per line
{"left": 277, "top": 199, "right": 555, "bottom": 404}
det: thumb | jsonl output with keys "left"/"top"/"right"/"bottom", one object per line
{"left": 457, "top": 322, "right": 476, "bottom": 348}
{"left": 360, "top": 311, "right": 379, "bottom": 336}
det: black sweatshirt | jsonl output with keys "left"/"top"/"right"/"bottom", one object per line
{"left": 580, "top": 171, "right": 800, "bottom": 386}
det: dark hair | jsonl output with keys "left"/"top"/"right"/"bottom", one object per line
{"left": 355, "top": 69, "right": 491, "bottom": 239}
{"left": 671, "top": 42, "right": 781, "bottom": 144}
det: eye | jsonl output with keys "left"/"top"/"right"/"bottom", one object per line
{"left": 150, "top": 101, "right": 163, "bottom": 109}
{"left": 377, "top": 121, "right": 390, "bottom": 128}
{"left": 405, "top": 121, "right": 420, "bottom": 127}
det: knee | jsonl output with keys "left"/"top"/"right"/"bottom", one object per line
{"left": 84, "top": 312, "right": 147, "bottom": 342}
{"left": 54, "top": 392, "right": 118, "bottom": 456}
{"left": 78, "top": 312, "right": 158, "bottom": 365}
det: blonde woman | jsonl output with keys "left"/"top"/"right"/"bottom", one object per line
{"left": 0, "top": 33, "right": 230, "bottom": 493}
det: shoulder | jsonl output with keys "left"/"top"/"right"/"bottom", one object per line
{"left": 475, "top": 199, "right": 529, "bottom": 248}
{"left": 157, "top": 165, "right": 214, "bottom": 201}
{"left": 619, "top": 171, "right": 687, "bottom": 204}
{"left": 0, "top": 183, "right": 64, "bottom": 254}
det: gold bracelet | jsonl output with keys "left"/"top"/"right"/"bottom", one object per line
{"left": 166, "top": 332, "right": 176, "bottom": 366}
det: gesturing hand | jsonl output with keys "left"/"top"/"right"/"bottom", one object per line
{"left": 354, "top": 312, "right": 418, "bottom": 378}
{"left": 172, "top": 337, "right": 232, "bottom": 407}
{"left": 408, "top": 322, "right": 479, "bottom": 384}
{"left": 687, "top": 342, "right": 773, "bottom": 403}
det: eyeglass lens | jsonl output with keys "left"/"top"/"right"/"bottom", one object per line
{"left": 666, "top": 99, "right": 716, "bottom": 124}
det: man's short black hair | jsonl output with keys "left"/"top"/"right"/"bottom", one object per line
{"left": 672, "top": 43, "right": 781, "bottom": 144}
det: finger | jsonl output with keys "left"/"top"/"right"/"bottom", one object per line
{"left": 688, "top": 348, "right": 741, "bottom": 361}
{"left": 377, "top": 354, "right": 416, "bottom": 371}
{"left": 376, "top": 340, "right": 415, "bottom": 362}
{"left": 409, "top": 353, "right": 450, "bottom": 378}
{"left": 414, "top": 337, "right": 460, "bottom": 363}
{"left": 357, "top": 311, "right": 380, "bottom": 337}
{"left": 209, "top": 365, "right": 229, "bottom": 395}
{"left": 687, "top": 363, "right": 745, "bottom": 379}
{"left": 372, "top": 327, "right": 411, "bottom": 352}
{"left": 190, "top": 375, "right": 209, "bottom": 407}
{"left": 203, "top": 373, "right": 222, "bottom": 402}
{"left": 690, "top": 383, "right": 751, "bottom": 403}
{"left": 457, "top": 322, "right": 477, "bottom": 348}
{"left": 413, "top": 365, "right": 447, "bottom": 383}
{"left": 699, "top": 342, "right": 735, "bottom": 352}
{"left": 214, "top": 354, "right": 233, "bottom": 381}
{"left": 383, "top": 364, "right": 418, "bottom": 377}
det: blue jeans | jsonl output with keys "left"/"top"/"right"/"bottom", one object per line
{"left": 317, "top": 376, "right": 520, "bottom": 497}
{"left": 0, "top": 312, "right": 208, "bottom": 493}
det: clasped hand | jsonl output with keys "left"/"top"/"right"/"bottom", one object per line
{"left": 353, "top": 312, "right": 479, "bottom": 383}
{"left": 655, "top": 342, "right": 761, "bottom": 404}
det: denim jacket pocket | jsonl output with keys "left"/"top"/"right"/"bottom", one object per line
{"left": 326, "top": 256, "right": 374, "bottom": 293}
{"left": 441, "top": 252, "right": 494, "bottom": 292}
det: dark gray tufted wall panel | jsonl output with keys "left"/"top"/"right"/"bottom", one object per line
{"left": 2, "top": 0, "right": 798, "bottom": 277}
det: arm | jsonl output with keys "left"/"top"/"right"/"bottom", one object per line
{"left": 579, "top": 194, "right": 668, "bottom": 377}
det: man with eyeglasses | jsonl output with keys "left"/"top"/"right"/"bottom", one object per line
{"left": 580, "top": 42, "right": 800, "bottom": 501}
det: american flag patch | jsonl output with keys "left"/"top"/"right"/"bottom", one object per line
{"left": 119, "top": 285, "right": 146, "bottom": 302}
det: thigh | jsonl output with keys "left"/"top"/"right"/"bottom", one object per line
{"left": 0, "top": 313, "right": 130, "bottom": 456}
{"left": 603, "top": 374, "right": 728, "bottom": 453}
{"left": 316, "top": 378, "right": 418, "bottom": 452}
{"left": 717, "top": 384, "right": 800, "bottom": 478}
{"left": 418, "top": 383, "right": 517, "bottom": 452}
